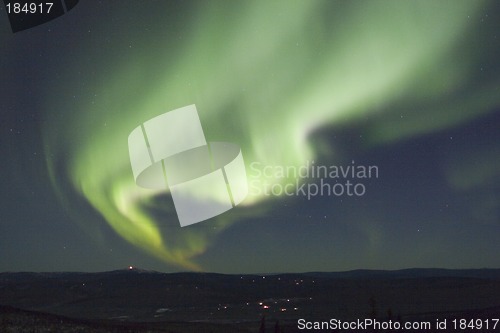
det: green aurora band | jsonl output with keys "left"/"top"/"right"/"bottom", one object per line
{"left": 42, "top": 1, "right": 500, "bottom": 270}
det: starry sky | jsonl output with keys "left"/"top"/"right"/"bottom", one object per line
{"left": 1, "top": 0, "right": 499, "bottom": 273}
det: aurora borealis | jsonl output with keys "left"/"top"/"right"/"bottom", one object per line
{"left": 1, "top": 0, "right": 499, "bottom": 273}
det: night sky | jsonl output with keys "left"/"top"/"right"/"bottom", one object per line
{"left": 1, "top": 0, "right": 499, "bottom": 273}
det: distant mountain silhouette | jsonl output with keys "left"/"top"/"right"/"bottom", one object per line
{"left": 303, "top": 268, "right": 500, "bottom": 279}
{"left": 1, "top": 268, "right": 499, "bottom": 332}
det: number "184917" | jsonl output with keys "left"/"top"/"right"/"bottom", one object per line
{"left": 5, "top": 2, "right": 54, "bottom": 14}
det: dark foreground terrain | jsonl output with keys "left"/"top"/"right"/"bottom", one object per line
{"left": 1, "top": 268, "right": 500, "bottom": 332}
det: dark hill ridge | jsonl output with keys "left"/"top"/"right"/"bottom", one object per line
{"left": 3, "top": 267, "right": 500, "bottom": 281}
{"left": 0, "top": 268, "right": 499, "bottom": 327}
{"left": 303, "top": 268, "right": 500, "bottom": 279}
